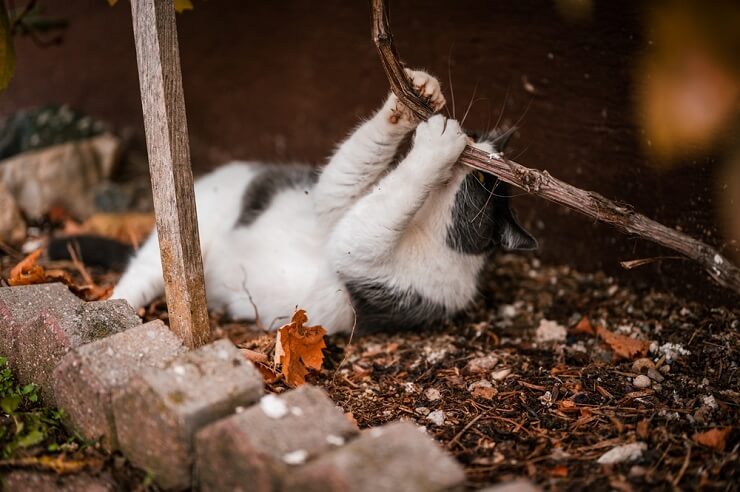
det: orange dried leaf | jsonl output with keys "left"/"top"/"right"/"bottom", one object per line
{"left": 8, "top": 249, "right": 46, "bottom": 286}
{"left": 692, "top": 427, "right": 731, "bottom": 452}
{"left": 596, "top": 325, "right": 650, "bottom": 360}
{"left": 574, "top": 316, "right": 595, "bottom": 335}
{"left": 274, "top": 309, "right": 327, "bottom": 388}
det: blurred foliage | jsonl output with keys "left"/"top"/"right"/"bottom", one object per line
{"left": 0, "top": 356, "right": 81, "bottom": 458}
{"left": 107, "top": 0, "right": 194, "bottom": 13}
{"left": 637, "top": 1, "right": 740, "bottom": 162}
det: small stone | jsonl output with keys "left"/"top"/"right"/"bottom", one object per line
{"left": 597, "top": 442, "right": 647, "bottom": 464}
{"left": 659, "top": 364, "right": 671, "bottom": 374}
{"left": 535, "top": 319, "right": 567, "bottom": 343}
{"left": 491, "top": 368, "right": 512, "bottom": 381}
{"left": 427, "top": 410, "right": 445, "bottom": 426}
{"left": 113, "top": 340, "right": 263, "bottom": 491}
{"left": 469, "top": 380, "right": 497, "bottom": 400}
{"left": 283, "top": 422, "right": 465, "bottom": 492}
{"left": 633, "top": 375, "right": 652, "bottom": 388}
{"left": 465, "top": 354, "right": 499, "bottom": 374}
{"left": 424, "top": 388, "right": 441, "bottom": 401}
{"left": 647, "top": 368, "right": 664, "bottom": 382}
{"left": 415, "top": 406, "right": 431, "bottom": 416}
{"left": 631, "top": 358, "right": 655, "bottom": 373}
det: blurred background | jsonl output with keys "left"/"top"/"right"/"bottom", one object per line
{"left": 1, "top": 0, "right": 738, "bottom": 302}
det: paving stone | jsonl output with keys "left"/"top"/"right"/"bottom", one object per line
{"left": 0, "top": 284, "right": 140, "bottom": 402}
{"left": 54, "top": 320, "right": 187, "bottom": 450}
{"left": 1, "top": 470, "right": 115, "bottom": 492}
{"left": 282, "top": 421, "right": 466, "bottom": 492}
{"left": 112, "top": 339, "right": 264, "bottom": 491}
{"left": 196, "top": 385, "right": 359, "bottom": 492}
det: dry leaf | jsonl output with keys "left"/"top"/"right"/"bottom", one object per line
{"left": 66, "top": 212, "right": 155, "bottom": 247}
{"left": 692, "top": 427, "right": 731, "bottom": 452}
{"left": 274, "top": 309, "right": 327, "bottom": 388}
{"left": 7, "top": 249, "right": 46, "bottom": 286}
{"left": 573, "top": 316, "right": 595, "bottom": 335}
{"left": 240, "top": 348, "right": 279, "bottom": 384}
{"left": 596, "top": 325, "right": 650, "bottom": 360}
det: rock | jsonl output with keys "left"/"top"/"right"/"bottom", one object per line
{"left": 0, "top": 182, "right": 25, "bottom": 243}
{"left": 465, "top": 354, "right": 499, "bottom": 373}
{"left": 53, "top": 320, "right": 187, "bottom": 450}
{"left": 646, "top": 368, "right": 665, "bottom": 382}
{"left": 424, "top": 388, "right": 441, "bottom": 401}
{"left": 426, "top": 410, "right": 446, "bottom": 426}
{"left": 632, "top": 375, "right": 652, "bottom": 389}
{"left": 195, "top": 385, "right": 358, "bottom": 492}
{"left": 491, "top": 368, "right": 513, "bottom": 381}
{"left": 0, "top": 134, "right": 120, "bottom": 219}
{"left": 535, "top": 319, "right": 567, "bottom": 343}
{"left": 112, "top": 339, "right": 264, "bottom": 491}
{"left": 597, "top": 442, "right": 647, "bottom": 464}
{"left": 469, "top": 380, "right": 497, "bottom": 400}
{"left": 282, "top": 422, "right": 466, "bottom": 492}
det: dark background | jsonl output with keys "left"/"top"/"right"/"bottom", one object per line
{"left": 1, "top": 0, "right": 736, "bottom": 303}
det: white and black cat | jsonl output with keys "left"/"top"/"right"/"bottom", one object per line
{"left": 111, "top": 69, "right": 536, "bottom": 334}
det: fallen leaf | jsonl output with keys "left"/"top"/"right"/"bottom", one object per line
{"left": 7, "top": 249, "right": 46, "bottom": 286}
{"left": 66, "top": 212, "right": 155, "bottom": 248}
{"left": 692, "top": 427, "right": 731, "bottom": 451}
{"left": 274, "top": 309, "right": 327, "bottom": 387}
{"left": 573, "top": 316, "right": 595, "bottom": 335}
{"left": 240, "top": 348, "right": 279, "bottom": 384}
{"left": 550, "top": 465, "right": 569, "bottom": 478}
{"left": 596, "top": 325, "right": 650, "bottom": 360}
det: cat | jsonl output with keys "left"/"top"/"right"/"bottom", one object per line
{"left": 111, "top": 69, "right": 536, "bottom": 334}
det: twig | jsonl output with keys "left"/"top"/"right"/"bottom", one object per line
{"left": 370, "top": 0, "right": 740, "bottom": 295}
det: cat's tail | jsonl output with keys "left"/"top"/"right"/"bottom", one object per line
{"left": 47, "top": 235, "right": 134, "bottom": 271}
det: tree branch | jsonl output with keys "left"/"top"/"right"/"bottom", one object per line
{"left": 370, "top": 0, "right": 740, "bottom": 295}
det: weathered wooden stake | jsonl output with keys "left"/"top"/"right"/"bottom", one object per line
{"left": 130, "top": 0, "right": 210, "bottom": 348}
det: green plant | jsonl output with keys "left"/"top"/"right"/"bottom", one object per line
{"left": 0, "top": 356, "right": 80, "bottom": 458}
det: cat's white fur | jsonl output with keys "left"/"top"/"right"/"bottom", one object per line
{"left": 113, "top": 70, "right": 494, "bottom": 334}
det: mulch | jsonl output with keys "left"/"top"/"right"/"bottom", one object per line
{"left": 1, "top": 242, "right": 738, "bottom": 491}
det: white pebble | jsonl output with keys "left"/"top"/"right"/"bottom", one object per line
{"left": 633, "top": 375, "right": 651, "bottom": 388}
{"left": 282, "top": 449, "right": 308, "bottom": 465}
{"left": 491, "top": 368, "right": 512, "bottom": 381}
{"left": 597, "top": 442, "right": 647, "bottom": 464}
{"left": 535, "top": 319, "right": 567, "bottom": 343}
{"left": 259, "top": 394, "right": 288, "bottom": 419}
{"left": 426, "top": 410, "right": 445, "bottom": 426}
{"left": 424, "top": 388, "right": 441, "bottom": 401}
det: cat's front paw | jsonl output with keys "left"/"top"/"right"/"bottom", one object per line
{"left": 412, "top": 115, "right": 467, "bottom": 177}
{"left": 385, "top": 69, "right": 446, "bottom": 126}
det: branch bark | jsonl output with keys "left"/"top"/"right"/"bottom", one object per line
{"left": 370, "top": 0, "right": 740, "bottom": 295}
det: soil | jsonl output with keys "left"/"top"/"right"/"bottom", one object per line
{"left": 1, "top": 244, "right": 738, "bottom": 491}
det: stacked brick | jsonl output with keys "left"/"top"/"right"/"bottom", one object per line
{"left": 1, "top": 283, "right": 521, "bottom": 491}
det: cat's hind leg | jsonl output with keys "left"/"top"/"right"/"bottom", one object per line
{"left": 313, "top": 69, "right": 445, "bottom": 229}
{"left": 110, "top": 231, "right": 164, "bottom": 310}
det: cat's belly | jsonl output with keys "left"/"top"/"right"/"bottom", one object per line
{"left": 202, "top": 187, "right": 354, "bottom": 334}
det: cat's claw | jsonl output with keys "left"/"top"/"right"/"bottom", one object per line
{"left": 385, "top": 68, "right": 445, "bottom": 126}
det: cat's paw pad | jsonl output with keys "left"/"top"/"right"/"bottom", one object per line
{"left": 414, "top": 114, "right": 467, "bottom": 165}
{"left": 405, "top": 68, "right": 446, "bottom": 112}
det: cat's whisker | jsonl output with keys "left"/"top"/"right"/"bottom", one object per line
{"left": 447, "top": 45, "right": 457, "bottom": 119}
{"left": 489, "top": 82, "right": 512, "bottom": 136}
{"left": 460, "top": 81, "right": 479, "bottom": 127}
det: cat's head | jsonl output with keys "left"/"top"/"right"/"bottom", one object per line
{"left": 446, "top": 128, "right": 538, "bottom": 255}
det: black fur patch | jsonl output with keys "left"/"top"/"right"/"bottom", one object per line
{"left": 237, "top": 165, "right": 318, "bottom": 226}
{"left": 345, "top": 280, "right": 447, "bottom": 332}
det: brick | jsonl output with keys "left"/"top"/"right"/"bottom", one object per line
{"left": 53, "top": 320, "right": 187, "bottom": 450}
{"left": 1, "top": 471, "right": 115, "bottom": 492}
{"left": 112, "top": 339, "right": 264, "bottom": 491}
{"left": 282, "top": 422, "right": 466, "bottom": 492}
{"left": 0, "top": 284, "right": 140, "bottom": 403}
{"left": 195, "top": 385, "right": 359, "bottom": 492}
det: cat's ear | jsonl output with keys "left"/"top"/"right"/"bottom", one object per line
{"left": 496, "top": 207, "right": 538, "bottom": 251}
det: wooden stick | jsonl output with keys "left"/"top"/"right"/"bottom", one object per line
{"left": 371, "top": 0, "right": 740, "bottom": 295}
{"left": 130, "top": 0, "right": 210, "bottom": 348}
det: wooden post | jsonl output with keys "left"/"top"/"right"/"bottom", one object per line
{"left": 130, "top": 0, "right": 210, "bottom": 348}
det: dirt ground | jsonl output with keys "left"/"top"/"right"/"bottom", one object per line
{"left": 1, "top": 245, "right": 738, "bottom": 490}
